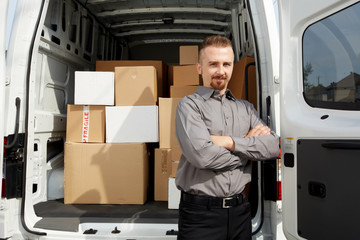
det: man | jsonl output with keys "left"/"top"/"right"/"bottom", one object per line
{"left": 175, "top": 35, "right": 279, "bottom": 240}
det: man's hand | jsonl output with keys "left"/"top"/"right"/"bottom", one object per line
{"left": 245, "top": 124, "right": 271, "bottom": 138}
{"left": 210, "top": 124, "right": 270, "bottom": 151}
{"left": 210, "top": 135, "right": 235, "bottom": 151}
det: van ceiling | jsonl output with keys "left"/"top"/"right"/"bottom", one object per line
{"left": 80, "top": 0, "right": 242, "bottom": 46}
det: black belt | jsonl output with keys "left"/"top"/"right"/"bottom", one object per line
{"left": 181, "top": 191, "right": 245, "bottom": 209}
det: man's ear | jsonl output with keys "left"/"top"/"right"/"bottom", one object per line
{"left": 196, "top": 62, "right": 202, "bottom": 75}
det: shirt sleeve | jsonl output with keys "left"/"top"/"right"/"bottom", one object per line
{"left": 175, "top": 98, "right": 246, "bottom": 171}
{"left": 232, "top": 102, "right": 280, "bottom": 160}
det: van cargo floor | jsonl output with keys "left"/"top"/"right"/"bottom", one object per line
{"left": 34, "top": 199, "right": 178, "bottom": 232}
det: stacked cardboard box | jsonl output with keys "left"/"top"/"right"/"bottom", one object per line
{"left": 168, "top": 45, "right": 200, "bottom": 98}
{"left": 65, "top": 63, "right": 163, "bottom": 205}
{"left": 154, "top": 98, "right": 182, "bottom": 201}
{"left": 154, "top": 46, "right": 199, "bottom": 207}
{"left": 96, "top": 60, "right": 167, "bottom": 104}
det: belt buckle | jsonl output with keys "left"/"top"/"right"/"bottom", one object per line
{"left": 222, "top": 197, "right": 233, "bottom": 208}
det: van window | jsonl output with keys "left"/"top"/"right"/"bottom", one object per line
{"left": 302, "top": 2, "right": 360, "bottom": 110}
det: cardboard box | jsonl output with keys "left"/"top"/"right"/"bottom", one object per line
{"left": 171, "top": 161, "right": 179, "bottom": 178}
{"left": 154, "top": 148, "right": 172, "bottom": 201}
{"left": 74, "top": 71, "right": 114, "bottom": 105}
{"left": 170, "top": 85, "right": 198, "bottom": 98}
{"left": 106, "top": 106, "right": 158, "bottom": 143}
{"left": 179, "top": 45, "right": 198, "bottom": 65}
{"left": 114, "top": 66, "right": 158, "bottom": 106}
{"left": 66, "top": 105, "right": 105, "bottom": 143}
{"left": 96, "top": 60, "right": 167, "bottom": 99}
{"left": 64, "top": 142, "right": 149, "bottom": 204}
{"left": 168, "top": 65, "right": 200, "bottom": 86}
{"left": 168, "top": 177, "right": 181, "bottom": 209}
{"left": 228, "top": 56, "right": 257, "bottom": 107}
{"left": 159, "top": 98, "right": 181, "bottom": 149}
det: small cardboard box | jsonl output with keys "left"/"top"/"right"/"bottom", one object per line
{"left": 168, "top": 65, "right": 200, "bottom": 86}
{"left": 96, "top": 60, "right": 167, "bottom": 100}
{"left": 168, "top": 177, "right": 181, "bottom": 209}
{"left": 64, "top": 142, "right": 149, "bottom": 204}
{"left": 170, "top": 85, "right": 198, "bottom": 98}
{"left": 74, "top": 71, "right": 114, "bottom": 105}
{"left": 106, "top": 106, "right": 158, "bottom": 143}
{"left": 159, "top": 98, "right": 181, "bottom": 149}
{"left": 154, "top": 148, "right": 172, "bottom": 201}
{"left": 114, "top": 66, "right": 158, "bottom": 106}
{"left": 66, "top": 105, "right": 105, "bottom": 143}
{"left": 179, "top": 45, "right": 199, "bottom": 65}
{"left": 228, "top": 56, "right": 256, "bottom": 106}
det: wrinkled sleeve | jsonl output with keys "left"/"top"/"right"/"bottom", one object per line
{"left": 232, "top": 102, "right": 280, "bottom": 160}
{"left": 175, "top": 98, "right": 244, "bottom": 171}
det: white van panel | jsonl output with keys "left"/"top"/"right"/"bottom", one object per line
{"left": 279, "top": 0, "right": 360, "bottom": 239}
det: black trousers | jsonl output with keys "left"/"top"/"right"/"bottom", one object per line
{"left": 177, "top": 194, "right": 252, "bottom": 240}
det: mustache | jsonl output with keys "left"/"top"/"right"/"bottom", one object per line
{"left": 212, "top": 74, "right": 226, "bottom": 79}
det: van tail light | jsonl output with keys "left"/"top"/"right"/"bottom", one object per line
{"left": 3, "top": 137, "right": 6, "bottom": 156}
{"left": 2, "top": 137, "right": 7, "bottom": 198}
{"left": 277, "top": 181, "right": 282, "bottom": 200}
{"left": 1, "top": 179, "right": 5, "bottom": 198}
{"left": 277, "top": 155, "right": 282, "bottom": 201}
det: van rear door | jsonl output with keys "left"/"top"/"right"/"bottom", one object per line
{"left": 0, "top": 0, "right": 8, "bottom": 195}
{"left": 279, "top": 0, "right": 360, "bottom": 239}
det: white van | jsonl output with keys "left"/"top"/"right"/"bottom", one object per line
{"left": 1, "top": 0, "right": 359, "bottom": 239}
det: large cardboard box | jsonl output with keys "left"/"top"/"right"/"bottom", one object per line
{"left": 179, "top": 45, "right": 198, "bottom": 65}
{"left": 168, "top": 177, "right": 181, "bottom": 209}
{"left": 228, "top": 56, "right": 257, "bottom": 107}
{"left": 66, "top": 105, "right": 105, "bottom": 143}
{"left": 64, "top": 142, "right": 149, "bottom": 204}
{"left": 170, "top": 85, "right": 198, "bottom": 98}
{"left": 114, "top": 66, "right": 158, "bottom": 106}
{"left": 168, "top": 65, "right": 200, "bottom": 86}
{"left": 154, "top": 148, "right": 172, "bottom": 201}
{"left": 96, "top": 60, "right": 167, "bottom": 99}
{"left": 106, "top": 106, "right": 158, "bottom": 143}
{"left": 74, "top": 71, "right": 114, "bottom": 105}
{"left": 159, "top": 98, "right": 181, "bottom": 149}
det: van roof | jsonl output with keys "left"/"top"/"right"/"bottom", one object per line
{"left": 81, "top": 0, "right": 241, "bottom": 46}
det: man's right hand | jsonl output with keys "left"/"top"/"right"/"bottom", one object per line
{"left": 245, "top": 124, "right": 271, "bottom": 138}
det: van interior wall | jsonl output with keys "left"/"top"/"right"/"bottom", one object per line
{"left": 128, "top": 43, "right": 200, "bottom": 65}
{"left": 33, "top": 0, "right": 262, "bottom": 228}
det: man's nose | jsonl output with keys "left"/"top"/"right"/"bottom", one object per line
{"left": 217, "top": 65, "right": 225, "bottom": 75}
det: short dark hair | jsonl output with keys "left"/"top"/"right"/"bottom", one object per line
{"left": 199, "top": 35, "right": 233, "bottom": 61}
{"left": 200, "top": 35, "right": 232, "bottom": 50}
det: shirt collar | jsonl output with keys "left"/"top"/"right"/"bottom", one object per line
{"left": 196, "top": 86, "right": 236, "bottom": 101}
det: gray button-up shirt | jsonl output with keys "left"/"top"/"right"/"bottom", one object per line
{"left": 175, "top": 86, "right": 279, "bottom": 197}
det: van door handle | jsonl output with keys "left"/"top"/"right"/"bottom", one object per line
{"left": 322, "top": 141, "right": 360, "bottom": 150}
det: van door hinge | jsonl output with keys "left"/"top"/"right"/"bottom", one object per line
{"left": 274, "top": 75, "right": 279, "bottom": 84}
{"left": 166, "top": 229, "right": 178, "bottom": 235}
{"left": 83, "top": 228, "right": 97, "bottom": 234}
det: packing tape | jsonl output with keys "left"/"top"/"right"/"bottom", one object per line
{"left": 82, "top": 105, "right": 90, "bottom": 142}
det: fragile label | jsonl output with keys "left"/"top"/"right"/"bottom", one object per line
{"left": 82, "top": 105, "right": 90, "bottom": 142}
